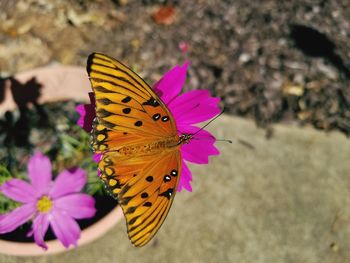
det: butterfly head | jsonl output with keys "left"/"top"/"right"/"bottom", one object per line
{"left": 179, "top": 134, "right": 193, "bottom": 145}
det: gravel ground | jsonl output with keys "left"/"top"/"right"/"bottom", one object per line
{"left": 1, "top": 0, "right": 350, "bottom": 136}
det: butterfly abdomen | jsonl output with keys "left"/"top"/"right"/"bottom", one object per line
{"left": 117, "top": 136, "right": 180, "bottom": 156}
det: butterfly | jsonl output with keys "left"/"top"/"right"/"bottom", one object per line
{"left": 87, "top": 53, "right": 193, "bottom": 247}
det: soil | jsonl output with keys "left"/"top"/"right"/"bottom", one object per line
{"left": 0, "top": 0, "right": 349, "bottom": 137}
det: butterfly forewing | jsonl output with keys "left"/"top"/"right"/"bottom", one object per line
{"left": 87, "top": 53, "right": 177, "bottom": 150}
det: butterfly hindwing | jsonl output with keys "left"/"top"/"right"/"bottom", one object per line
{"left": 99, "top": 150, "right": 181, "bottom": 247}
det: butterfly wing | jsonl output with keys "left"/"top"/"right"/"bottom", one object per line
{"left": 99, "top": 150, "right": 181, "bottom": 247}
{"left": 87, "top": 53, "right": 181, "bottom": 247}
{"left": 87, "top": 52, "right": 177, "bottom": 152}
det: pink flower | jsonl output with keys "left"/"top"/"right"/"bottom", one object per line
{"left": 76, "top": 92, "right": 95, "bottom": 133}
{"left": 76, "top": 61, "right": 220, "bottom": 192}
{"left": 178, "top": 41, "right": 189, "bottom": 54}
{"left": 0, "top": 152, "right": 96, "bottom": 250}
{"left": 153, "top": 61, "right": 220, "bottom": 191}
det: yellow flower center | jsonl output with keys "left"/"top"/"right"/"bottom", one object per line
{"left": 36, "top": 196, "right": 53, "bottom": 213}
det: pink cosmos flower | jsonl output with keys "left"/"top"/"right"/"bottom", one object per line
{"left": 153, "top": 62, "right": 220, "bottom": 191}
{"left": 76, "top": 61, "right": 220, "bottom": 192}
{"left": 178, "top": 41, "right": 189, "bottom": 54}
{"left": 0, "top": 152, "right": 96, "bottom": 250}
{"left": 76, "top": 92, "right": 96, "bottom": 133}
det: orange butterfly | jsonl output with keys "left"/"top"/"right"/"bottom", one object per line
{"left": 87, "top": 53, "right": 193, "bottom": 247}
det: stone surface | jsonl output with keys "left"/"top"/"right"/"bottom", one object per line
{"left": 1, "top": 115, "right": 350, "bottom": 262}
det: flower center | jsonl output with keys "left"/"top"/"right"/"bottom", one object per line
{"left": 36, "top": 196, "right": 53, "bottom": 213}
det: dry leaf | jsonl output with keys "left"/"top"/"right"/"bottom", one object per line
{"left": 152, "top": 6, "right": 176, "bottom": 25}
{"left": 282, "top": 82, "right": 304, "bottom": 96}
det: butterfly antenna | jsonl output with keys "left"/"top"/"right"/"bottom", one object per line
{"left": 185, "top": 108, "right": 232, "bottom": 144}
{"left": 192, "top": 136, "right": 232, "bottom": 143}
{"left": 191, "top": 108, "right": 226, "bottom": 137}
{"left": 217, "top": 139, "right": 233, "bottom": 143}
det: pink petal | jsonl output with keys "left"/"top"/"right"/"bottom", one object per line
{"left": 49, "top": 168, "right": 87, "bottom": 199}
{"left": 177, "top": 161, "right": 192, "bottom": 192}
{"left": 153, "top": 61, "right": 189, "bottom": 105}
{"left": 179, "top": 126, "right": 220, "bottom": 164}
{"left": 50, "top": 210, "right": 81, "bottom": 248}
{"left": 54, "top": 194, "right": 96, "bottom": 219}
{"left": 75, "top": 104, "right": 86, "bottom": 127}
{"left": 27, "top": 152, "right": 52, "bottom": 194}
{"left": 93, "top": 154, "right": 102, "bottom": 177}
{"left": 32, "top": 213, "right": 50, "bottom": 250}
{"left": 92, "top": 153, "right": 102, "bottom": 163}
{"left": 0, "top": 204, "right": 35, "bottom": 234}
{"left": 0, "top": 179, "right": 38, "bottom": 203}
{"left": 179, "top": 41, "right": 189, "bottom": 54}
{"left": 168, "top": 90, "right": 221, "bottom": 126}
{"left": 92, "top": 153, "right": 102, "bottom": 177}
{"left": 76, "top": 93, "right": 96, "bottom": 133}
{"left": 26, "top": 228, "right": 34, "bottom": 237}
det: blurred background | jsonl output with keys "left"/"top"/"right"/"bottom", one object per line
{"left": 0, "top": 0, "right": 350, "bottom": 262}
{"left": 1, "top": 0, "right": 349, "bottom": 135}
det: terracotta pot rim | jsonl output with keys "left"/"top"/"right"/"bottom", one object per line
{"left": 0, "top": 205, "right": 123, "bottom": 256}
{"left": 0, "top": 65, "right": 92, "bottom": 114}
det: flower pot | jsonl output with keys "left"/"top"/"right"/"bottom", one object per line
{"left": 0, "top": 204, "right": 123, "bottom": 256}
{"left": 0, "top": 65, "right": 123, "bottom": 256}
{"left": 0, "top": 65, "right": 93, "bottom": 114}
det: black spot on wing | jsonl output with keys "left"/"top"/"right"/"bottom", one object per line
{"left": 87, "top": 53, "right": 95, "bottom": 75}
{"left": 152, "top": 113, "right": 161, "bottom": 121}
{"left": 163, "top": 175, "right": 171, "bottom": 182}
{"left": 122, "top": 96, "right": 132, "bottom": 103}
{"left": 143, "top": 98, "right": 160, "bottom": 107}
{"left": 123, "top": 108, "right": 131, "bottom": 114}
{"left": 160, "top": 188, "right": 174, "bottom": 200}
{"left": 134, "top": 121, "right": 143, "bottom": 127}
{"left": 146, "top": 176, "right": 153, "bottom": 182}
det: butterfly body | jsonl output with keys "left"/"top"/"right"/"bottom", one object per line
{"left": 115, "top": 135, "right": 181, "bottom": 157}
{"left": 87, "top": 53, "right": 187, "bottom": 247}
